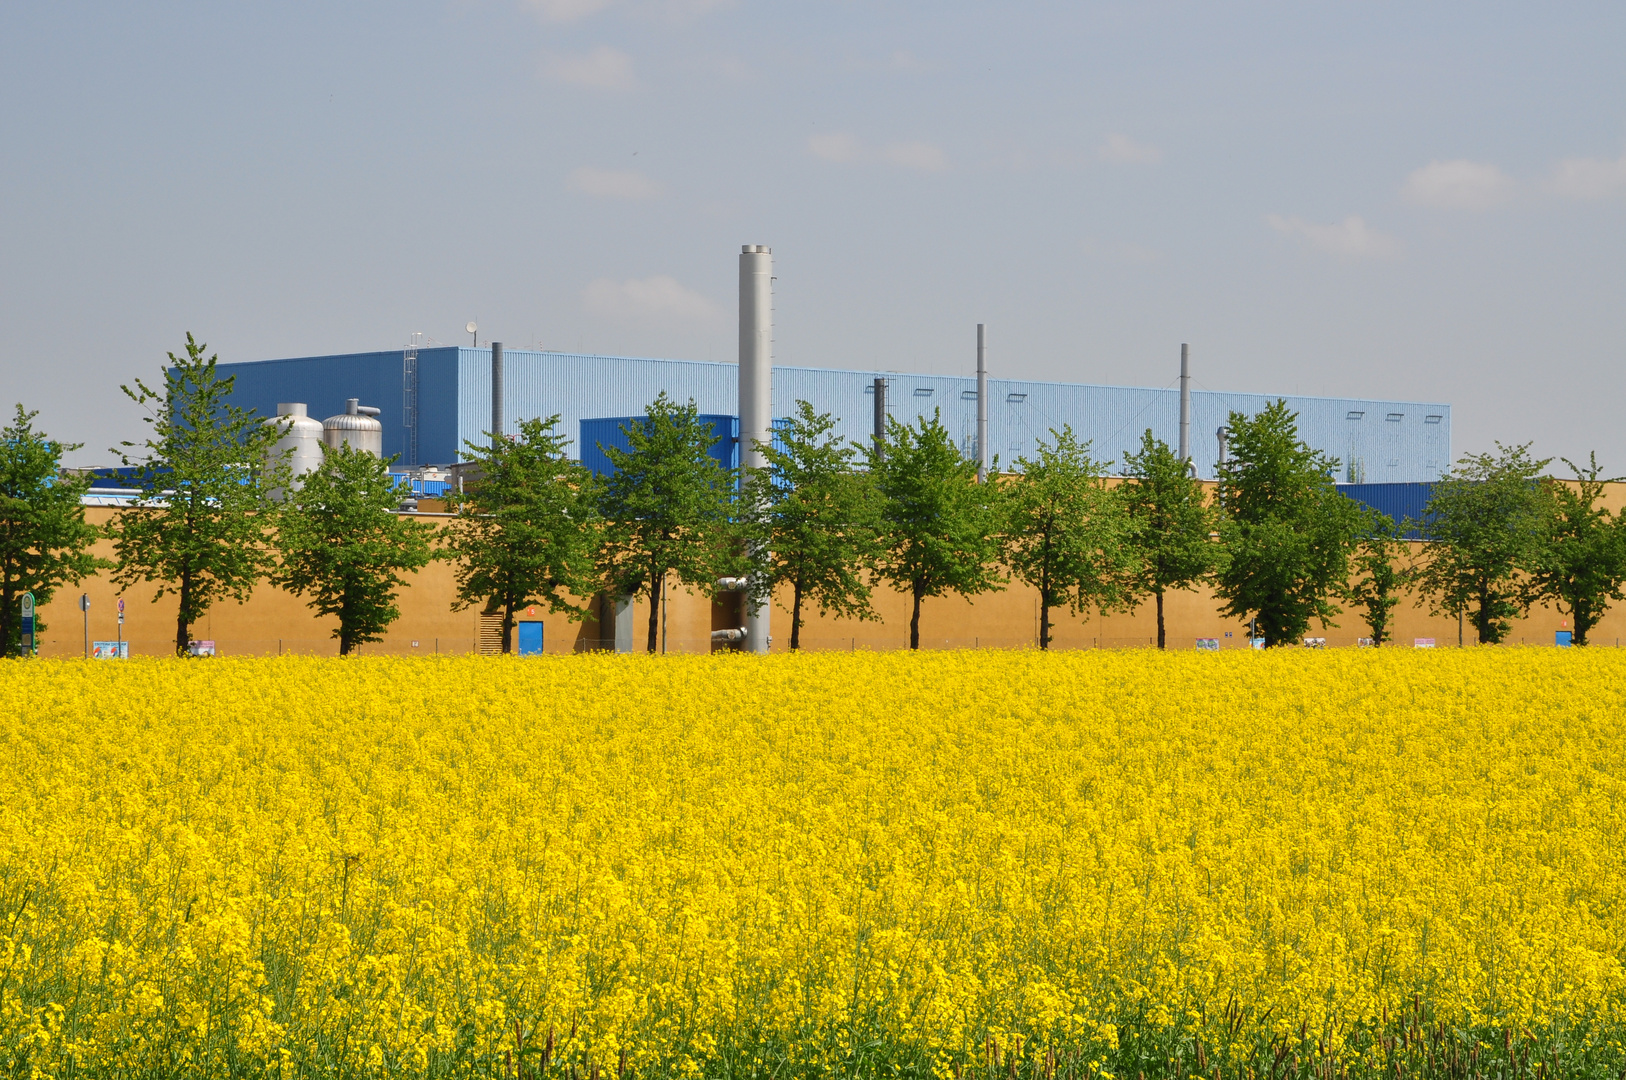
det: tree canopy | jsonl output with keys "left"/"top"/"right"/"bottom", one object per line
{"left": 1530, "top": 453, "right": 1626, "bottom": 646}
{"left": 110, "top": 334, "right": 281, "bottom": 655}
{"left": 1001, "top": 426, "right": 1135, "bottom": 650}
{"left": 740, "top": 400, "right": 880, "bottom": 651}
{"left": 869, "top": 410, "right": 1003, "bottom": 650}
{"left": 596, "top": 394, "right": 740, "bottom": 654}
{"left": 445, "top": 416, "right": 599, "bottom": 653}
{"left": 1119, "top": 429, "right": 1223, "bottom": 649}
{"left": 0, "top": 405, "right": 107, "bottom": 656}
{"left": 1213, "top": 400, "right": 1364, "bottom": 647}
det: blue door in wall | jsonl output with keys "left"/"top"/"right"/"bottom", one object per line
{"left": 1556, "top": 630, "right": 1572, "bottom": 647}
{"left": 517, "top": 621, "right": 544, "bottom": 656}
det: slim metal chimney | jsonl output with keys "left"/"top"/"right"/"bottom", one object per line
{"left": 873, "top": 377, "right": 887, "bottom": 458}
{"left": 1178, "top": 343, "right": 1191, "bottom": 465}
{"left": 491, "top": 341, "right": 504, "bottom": 449}
{"left": 739, "top": 246, "right": 772, "bottom": 654}
{"left": 976, "top": 324, "right": 988, "bottom": 482}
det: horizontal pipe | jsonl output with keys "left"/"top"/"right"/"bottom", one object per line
{"left": 710, "top": 628, "right": 748, "bottom": 643}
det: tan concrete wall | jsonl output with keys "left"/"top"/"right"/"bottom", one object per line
{"left": 33, "top": 503, "right": 1626, "bottom": 658}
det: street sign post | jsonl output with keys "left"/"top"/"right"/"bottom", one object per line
{"left": 117, "top": 597, "right": 125, "bottom": 651}
{"left": 20, "top": 593, "right": 34, "bottom": 655}
{"left": 80, "top": 593, "right": 90, "bottom": 659}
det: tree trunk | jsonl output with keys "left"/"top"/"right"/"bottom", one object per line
{"left": 646, "top": 572, "right": 662, "bottom": 654}
{"left": 790, "top": 577, "right": 803, "bottom": 651}
{"left": 1155, "top": 588, "right": 1165, "bottom": 650}
{"left": 175, "top": 569, "right": 192, "bottom": 657}
{"left": 909, "top": 585, "right": 922, "bottom": 650}
{"left": 1039, "top": 600, "right": 1051, "bottom": 651}
{"left": 501, "top": 600, "right": 515, "bottom": 654}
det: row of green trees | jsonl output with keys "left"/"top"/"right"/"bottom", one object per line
{"left": 5, "top": 336, "right": 1626, "bottom": 657}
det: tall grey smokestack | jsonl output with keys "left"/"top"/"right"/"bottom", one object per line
{"left": 491, "top": 341, "right": 504, "bottom": 449}
{"left": 739, "top": 246, "right": 772, "bottom": 654}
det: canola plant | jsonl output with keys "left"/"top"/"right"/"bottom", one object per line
{"left": 1, "top": 649, "right": 1624, "bottom": 1079}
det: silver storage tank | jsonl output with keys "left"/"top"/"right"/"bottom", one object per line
{"left": 322, "top": 398, "right": 383, "bottom": 456}
{"left": 265, "top": 403, "right": 325, "bottom": 500}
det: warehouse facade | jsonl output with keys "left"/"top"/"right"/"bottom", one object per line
{"left": 217, "top": 347, "right": 1452, "bottom": 483}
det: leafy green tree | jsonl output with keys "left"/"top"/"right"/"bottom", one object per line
{"left": 1348, "top": 510, "right": 1409, "bottom": 647}
{"left": 111, "top": 334, "right": 282, "bottom": 655}
{"left": 740, "top": 400, "right": 880, "bottom": 651}
{"left": 0, "top": 406, "right": 108, "bottom": 656}
{"left": 274, "top": 443, "right": 435, "bottom": 655}
{"left": 869, "top": 410, "right": 1003, "bottom": 650}
{"left": 1531, "top": 453, "right": 1626, "bottom": 646}
{"left": 1413, "top": 442, "right": 1551, "bottom": 645}
{"left": 1214, "top": 400, "right": 1364, "bottom": 647}
{"left": 445, "top": 416, "right": 599, "bottom": 653}
{"left": 1001, "top": 426, "right": 1136, "bottom": 650}
{"left": 597, "top": 394, "right": 740, "bottom": 654}
{"left": 1120, "top": 429, "right": 1224, "bottom": 649}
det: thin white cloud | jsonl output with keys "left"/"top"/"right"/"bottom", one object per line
{"left": 1267, "top": 214, "right": 1401, "bottom": 259}
{"left": 523, "top": 0, "right": 731, "bottom": 23}
{"left": 543, "top": 46, "right": 637, "bottom": 92}
{"left": 1099, "top": 133, "right": 1162, "bottom": 165}
{"left": 808, "top": 132, "right": 862, "bottom": 163}
{"left": 881, "top": 141, "right": 948, "bottom": 172}
{"left": 808, "top": 132, "right": 948, "bottom": 172}
{"left": 567, "top": 167, "right": 663, "bottom": 200}
{"left": 1549, "top": 153, "right": 1626, "bottom": 201}
{"left": 524, "top": 0, "right": 615, "bottom": 22}
{"left": 1401, "top": 160, "right": 1516, "bottom": 210}
{"left": 583, "top": 276, "right": 721, "bottom": 323}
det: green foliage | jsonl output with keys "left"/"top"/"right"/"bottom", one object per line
{"left": 1348, "top": 510, "right": 1410, "bottom": 647}
{"left": 1119, "top": 429, "right": 1224, "bottom": 649}
{"left": 1214, "top": 400, "right": 1364, "bottom": 647}
{"left": 596, "top": 394, "right": 741, "bottom": 654}
{"left": 1413, "top": 442, "right": 1551, "bottom": 645}
{"left": 741, "top": 401, "right": 880, "bottom": 651}
{"left": 110, "top": 334, "right": 281, "bottom": 655}
{"left": 869, "top": 410, "right": 1003, "bottom": 650}
{"left": 273, "top": 443, "right": 435, "bottom": 655}
{"left": 445, "top": 416, "right": 599, "bottom": 653}
{"left": 1531, "top": 453, "right": 1626, "bottom": 646}
{"left": 0, "top": 405, "right": 107, "bottom": 656}
{"left": 1001, "top": 426, "right": 1136, "bottom": 650}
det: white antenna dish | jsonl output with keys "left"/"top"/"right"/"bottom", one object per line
{"left": 466, "top": 321, "right": 478, "bottom": 335}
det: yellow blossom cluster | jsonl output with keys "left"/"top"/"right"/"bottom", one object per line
{"left": 1, "top": 649, "right": 1624, "bottom": 1078}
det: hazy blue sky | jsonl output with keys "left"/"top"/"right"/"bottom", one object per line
{"left": 3, "top": 1, "right": 1623, "bottom": 468}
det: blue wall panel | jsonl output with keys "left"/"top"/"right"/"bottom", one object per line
{"left": 580, "top": 415, "right": 738, "bottom": 477}
{"left": 1337, "top": 482, "right": 1436, "bottom": 536}
{"left": 220, "top": 347, "right": 1451, "bottom": 483}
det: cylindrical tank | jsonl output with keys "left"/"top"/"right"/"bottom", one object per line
{"left": 265, "top": 403, "right": 325, "bottom": 500}
{"left": 322, "top": 398, "right": 383, "bottom": 456}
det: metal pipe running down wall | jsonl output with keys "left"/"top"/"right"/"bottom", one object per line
{"left": 1178, "top": 342, "right": 1191, "bottom": 466}
{"left": 491, "top": 341, "right": 504, "bottom": 449}
{"left": 976, "top": 324, "right": 988, "bottom": 482}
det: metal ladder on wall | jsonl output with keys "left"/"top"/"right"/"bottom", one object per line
{"left": 402, "top": 333, "right": 422, "bottom": 467}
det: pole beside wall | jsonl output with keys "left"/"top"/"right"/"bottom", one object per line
{"left": 976, "top": 324, "right": 988, "bottom": 482}
{"left": 1178, "top": 343, "right": 1191, "bottom": 465}
{"left": 739, "top": 245, "right": 773, "bottom": 654}
{"left": 872, "top": 377, "right": 887, "bottom": 458}
{"left": 491, "top": 341, "right": 504, "bottom": 449}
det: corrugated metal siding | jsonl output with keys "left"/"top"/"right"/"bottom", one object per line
{"left": 1337, "top": 482, "right": 1436, "bottom": 537}
{"left": 218, "top": 348, "right": 462, "bottom": 464}
{"left": 579, "top": 415, "right": 739, "bottom": 477}
{"left": 221, "top": 348, "right": 1451, "bottom": 484}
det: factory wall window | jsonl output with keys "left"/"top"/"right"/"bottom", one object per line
{"left": 1386, "top": 412, "right": 1404, "bottom": 422}
{"left": 1424, "top": 414, "right": 1443, "bottom": 424}
{"left": 1346, "top": 411, "right": 1365, "bottom": 420}
{"left": 1007, "top": 393, "right": 1027, "bottom": 403}
{"left": 961, "top": 390, "right": 978, "bottom": 400}
{"left": 914, "top": 387, "right": 934, "bottom": 397}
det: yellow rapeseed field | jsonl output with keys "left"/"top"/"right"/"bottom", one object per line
{"left": 1, "top": 649, "right": 1624, "bottom": 1079}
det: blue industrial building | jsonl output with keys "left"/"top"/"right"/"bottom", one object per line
{"left": 216, "top": 346, "right": 1451, "bottom": 483}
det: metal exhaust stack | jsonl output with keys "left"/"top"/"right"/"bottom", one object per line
{"left": 976, "top": 324, "right": 988, "bottom": 481}
{"left": 1178, "top": 343, "right": 1191, "bottom": 467}
{"left": 739, "top": 245, "right": 773, "bottom": 654}
{"left": 872, "top": 377, "right": 887, "bottom": 458}
{"left": 491, "top": 341, "right": 504, "bottom": 449}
